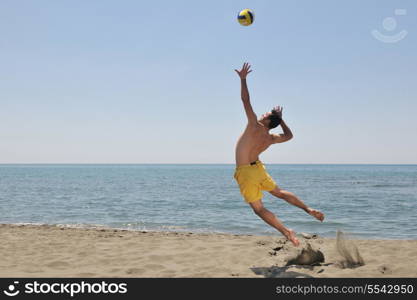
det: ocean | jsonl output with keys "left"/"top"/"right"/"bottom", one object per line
{"left": 1, "top": 164, "right": 416, "bottom": 239}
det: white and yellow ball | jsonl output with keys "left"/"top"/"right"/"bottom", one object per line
{"left": 237, "top": 9, "right": 254, "bottom": 26}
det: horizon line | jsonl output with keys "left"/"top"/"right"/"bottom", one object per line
{"left": 1, "top": 163, "right": 417, "bottom": 165}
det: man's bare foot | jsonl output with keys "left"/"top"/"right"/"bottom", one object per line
{"left": 307, "top": 208, "right": 324, "bottom": 222}
{"left": 285, "top": 229, "right": 300, "bottom": 247}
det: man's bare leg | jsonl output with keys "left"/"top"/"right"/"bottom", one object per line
{"left": 249, "top": 199, "right": 300, "bottom": 246}
{"left": 269, "top": 187, "right": 325, "bottom": 222}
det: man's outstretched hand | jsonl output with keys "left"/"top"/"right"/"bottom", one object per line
{"left": 235, "top": 62, "right": 252, "bottom": 79}
{"left": 272, "top": 106, "right": 283, "bottom": 119}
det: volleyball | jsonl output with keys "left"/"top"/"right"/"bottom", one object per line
{"left": 237, "top": 9, "right": 254, "bottom": 26}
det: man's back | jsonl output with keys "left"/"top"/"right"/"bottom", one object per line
{"left": 235, "top": 123, "right": 273, "bottom": 166}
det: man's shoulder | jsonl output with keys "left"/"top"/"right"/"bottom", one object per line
{"left": 246, "top": 121, "right": 263, "bottom": 130}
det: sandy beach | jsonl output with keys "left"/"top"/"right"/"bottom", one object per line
{"left": 1, "top": 224, "right": 416, "bottom": 278}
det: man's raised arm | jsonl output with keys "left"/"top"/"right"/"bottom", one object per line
{"left": 235, "top": 62, "right": 257, "bottom": 124}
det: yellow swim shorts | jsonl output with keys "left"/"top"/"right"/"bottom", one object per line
{"left": 233, "top": 160, "right": 277, "bottom": 203}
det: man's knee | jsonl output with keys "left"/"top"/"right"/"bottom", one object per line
{"left": 252, "top": 206, "right": 266, "bottom": 216}
{"left": 249, "top": 200, "right": 266, "bottom": 215}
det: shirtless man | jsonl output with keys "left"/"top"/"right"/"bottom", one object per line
{"left": 233, "top": 62, "right": 324, "bottom": 246}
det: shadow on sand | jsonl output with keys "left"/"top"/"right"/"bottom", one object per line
{"left": 250, "top": 266, "right": 315, "bottom": 278}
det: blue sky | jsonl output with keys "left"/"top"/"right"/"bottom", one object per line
{"left": 1, "top": 0, "right": 416, "bottom": 163}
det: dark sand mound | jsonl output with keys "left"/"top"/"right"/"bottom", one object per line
{"left": 286, "top": 243, "right": 325, "bottom": 266}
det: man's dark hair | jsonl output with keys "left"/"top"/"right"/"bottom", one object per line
{"left": 268, "top": 112, "right": 282, "bottom": 129}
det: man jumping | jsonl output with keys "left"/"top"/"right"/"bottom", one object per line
{"left": 233, "top": 62, "right": 324, "bottom": 247}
